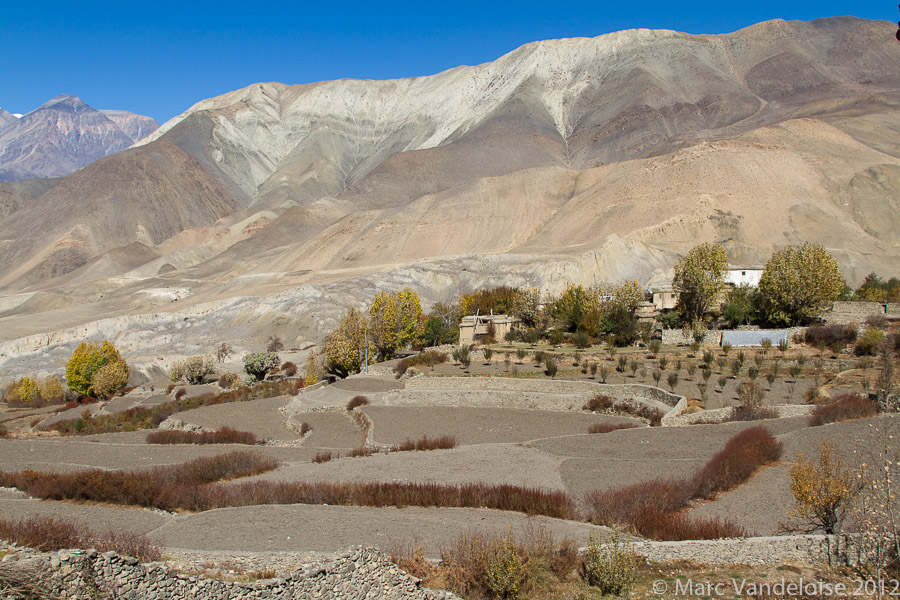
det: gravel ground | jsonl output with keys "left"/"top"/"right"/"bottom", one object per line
{"left": 0, "top": 497, "right": 172, "bottom": 535}
{"left": 687, "top": 464, "right": 798, "bottom": 535}
{"left": 291, "top": 410, "right": 364, "bottom": 449}
{"left": 0, "top": 437, "right": 306, "bottom": 472}
{"left": 169, "top": 396, "right": 299, "bottom": 441}
{"left": 560, "top": 456, "right": 707, "bottom": 502}
{"left": 362, "top": 406, "right": 641, "bottom": 445}
{"left": 241, "top": 443, "right": 568, "bottom": 490}
{"left": 147, "top": 505, "right": 608, "bottom": 557}
{"left": 529, "top": 417, "right": 809, "bottom": 459}
{"left": 3, "top": 379, "right": 883, "bottom": 559}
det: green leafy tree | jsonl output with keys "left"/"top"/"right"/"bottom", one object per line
{"left": 324, "top": 308, "right": 376, "bottom": 378}
{"left": 672, "top": 243, "right": 728, "bottom": 323}
{"left": 550, "top": 284, "right": 590, "bottom": 333}
{"left": 369, "top": 288, "right": 423, "bottom": 360}
{"left": 758, "top": 243, "right": 844, "bottom": 325}
{"left": 242, "top": 352, "right": 280, "bottom": 381}
{"left": 65, "top": 341, "right": 128, "bottom": 398}
{"left": 722, "top": 284, "right": 756, "bottom": 328}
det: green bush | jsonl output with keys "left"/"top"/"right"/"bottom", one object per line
{"left": 243, "top": 352, "right": 280, "bottom": 381}
{"left": 169, "top": 355, "right": 216, "bottom": 384}
{"left": 485, "top": 536, "right": 527, "bottom": 599}
{"left": 656, "top": 311, "right": 681, "bottom": 330}
{"left": 581, "top": 530, "right": 639, "bottom": 596}
{"left": 544, "top": 357, "right": 558, "bottom": 378}
{"left": 855, "top": 326, "right": 885, "bottom": 357}
{"left": 65, "top": 341, "right": 128, "bottom": 397}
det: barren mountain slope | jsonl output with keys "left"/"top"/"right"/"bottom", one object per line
{"left": 0, "top": 17, "right": 899, "bottom": 370}
{"left": 0, "top": 140, "right": 242, "bottom": 288}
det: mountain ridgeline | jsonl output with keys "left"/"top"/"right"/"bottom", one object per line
{"left": 0, "top": 17, "right": 899, "bottom": 355}
{"left": 0, "top": 95, "right": 158, "bottom": 182}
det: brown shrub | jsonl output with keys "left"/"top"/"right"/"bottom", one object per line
{"left": 390, "top": 435, "right": 458, "bottom": 452}
{"left": 809, "top": 393, "right": 878, "bottom": 427}
{"left": 300, "top": 421, "right": 312, "bottom": 435}
{"left": 583, "top": 394, "right": 613, "bottom": 412}
{"left": 587, "top": 422, "right": 640, "bottom": 434}
{"left": 725, "top": 406, "right": 779, "bottom": 422}
{"left": 691, "top": 426, "right": 782, "bottom": 500}
{"left": 174, "top": 388, "right": 187, "bottom": 400}
{"left": 0, "top": 451, "right": 278, "bottom": 512}
{"left": 347, "top": 395, "right": 369, "bottom": 411}
{"left": 585, "top": 478, "right": 695, "bottom": 527}
{"left": 629, "top": 508, "right": 749, "bottom": 540}
{"left": 281, "top": 361, "right": 298, "bottom": 377}
{"left": 313, "top": 451, "right": 333, "bottom": 463}
{"left": 349, "top": 446, "right": 377, "bottom": 458}
{"left": 146, "top": 427, "right": 258, "bottom": 445}
{"left": 0, "top": 516, "right": 161, "bottom": 561}
{"left": 613, "top": 399, "right": 664, "bottom": 427}
{"left": 804, "top": 324, "right": 857, "bottom": 347}
{"left": 430, "top": 525, "right": 578, "bottom": 599}
{"left": 585, "top": 427, "right": 780, "bottom": 540}
{"left": 205, "top": 480, "right": 577, "bottom": 520}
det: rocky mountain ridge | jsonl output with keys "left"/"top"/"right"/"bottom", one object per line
{"left": 0, "top": 95, "right": 158, "bottom": 181}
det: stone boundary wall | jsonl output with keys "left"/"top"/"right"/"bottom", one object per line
{"left": 0, "top": 546, "right": 459, "bottom": 600}
{"left": 398, "top": 376, "right": 684, "bottom": 409}
{"left": 634, "top": 534, "right": 871, "bottom": 566}
{"left": 661, "top": 327, "right": 806, "bottom": 347}
{"left": 664, "top": 404, "right": 814, "bottom": 426}
{"left": 661, "top": 329, "right": 721, "bottom": 345}
{"left": 830, "top": 301, "right": 900, "bottom": 316}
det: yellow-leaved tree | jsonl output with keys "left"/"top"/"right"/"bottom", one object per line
{"left": 789, "top": 440, "right": 855, "bottom": 534}
{"left": 324, "top": 308, "right": 377, "bottom": 378}
{"left": 758, "top": 242, "right": 843, "bottom": 326}
{"left": 672, "top": 243, "right": 728, "bottom": 324}
{"left": 369, "top": 288, "right": 423, "bottom": 360}
{"left": 64, "top": 341, "right": 129, "bottom": 398}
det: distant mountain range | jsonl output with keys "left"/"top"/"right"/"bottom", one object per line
{"left": 0, "top": 17, "right": 899, "bottom": 370}
{"left": 0, "top": 96, "right": 158, "bottom": 182}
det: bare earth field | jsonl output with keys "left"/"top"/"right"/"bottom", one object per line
{"left": 0, "top": 371, "right": 891, "bottom": 560}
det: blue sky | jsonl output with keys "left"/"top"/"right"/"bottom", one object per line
{"left": 0, "top": 0, "right": 893, "bottom": 124}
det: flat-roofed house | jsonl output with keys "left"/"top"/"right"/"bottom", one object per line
{"left": 458, "top": 314, "right": 518, "bottom": 345}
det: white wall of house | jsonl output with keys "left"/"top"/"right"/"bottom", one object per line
{"left": 725, "top": 267, "right": 763, "bottom": 288}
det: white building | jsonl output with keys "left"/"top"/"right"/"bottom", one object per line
{"left": 725, "top": 265, "right": 764, "bottom": 288}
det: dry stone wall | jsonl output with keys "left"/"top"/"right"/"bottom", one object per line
{"left": 0, "top": 546, "right": 459, "bottom": 600}
{"left": 393, "top": 376, "right": 683, "bottom": 410}
{"left": 635, "top": 534, "right": 872, "bottom": 566}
